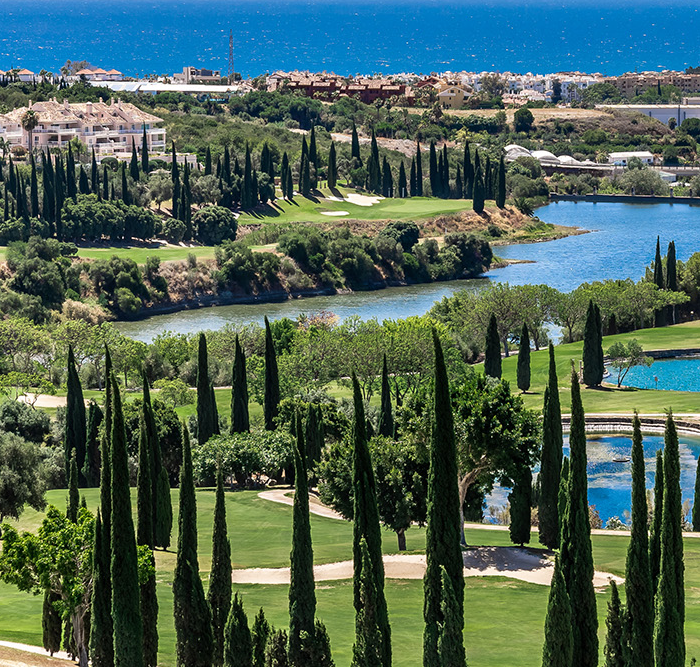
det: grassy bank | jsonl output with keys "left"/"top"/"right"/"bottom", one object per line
{"left": 2, "top": 488, "right": 700, "bottom": 666}
{"left": 501, "top": 320, "right": 700, "bottom": 414}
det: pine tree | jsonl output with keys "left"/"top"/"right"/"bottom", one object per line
{"left": 130, "top": 138, "right": 140, "bottom": 181}
{"left": 65, "top": 345, "right": 87, "bottom": 484}
{"left": 42, "top": 590, "right": 62, "bottom": 657}
{"left": 351, "top": 123, "right": 362, "bottom": 166}
{"left": 626, "top": 413, "right": 654, "bottom": 667}
{"left": 604, "top": 580, "right": 628, "bottom": 667}
{"left": 230, "top": 335, "right": 250, "bottom": 433}
{"left": 351, "top": 374, "right": 391, "bottom": 666}
{"left": 666, "top": 240, "right": 678, "bottom": 324}
{"left": 582, "top": 300, "right": 603, "bottom": 386}
{"left": 378, "top": 354, "right": 394, "bottom": 438}
{"left": 484, "top": 313, "right": 502, "bottom": 379}
{"left": 423, "top": 332, "right": 464, "bottom": 667}
{"left": 496, "top": 156, "right": 506, "bottom": 208}
{"left": 415, "top": 141, "right": 423, "bottom": 196}
{"left": 140, "top": 549, "right": 159, "bottom": 667}
{"left": 264, "top": 317, "right": 280, "bottom": 431}
{"left": 351, "top": 538, "right": 383, "bottom": 667}
{"left": 327, "top": 142, "right": 337, "bottom": 189}
{"left": 174, "top": 424, "right": 214, "bottom": 666}
{"left": 82, "top": 401, "right": 103, "bottom": 487}
{"left": 209, "top": 466, "right": 232, "bottom": 666}
{"left": 539, "top": 343, "right": 563, "bottom": 549}
{"left": 508, "top": 466, "right": 531, "bottom": 546}
{"left": 141, "top": 128, "right": 149, "bottom": 174}
{"left": 517, "top": 322, "right": 531, "bottom": 392}
{"left": 91, "top": 351, "right": 113, "bottom": 667}
{"left": 110, "top": 373, "right": 144, "bottom": 667}
{"left": 559, "top": 366, "right": 598, "bottom": 667}
{"left": 251, "top": 608, "right": 270, "bottom": 667}
{"left": 288, "top": 415, "right": 316, "bottom": 666}
{"left": 653, "top": 413, "right": 685, "bottom": 667}
{"left": 541, "top": 555, "right": 573, "bottom": 667}
{"left": 650, "top": 448, "right": 664, "bottom": 592}
{"left": 224, "top": 593, "right": 253, "bottom": 667}
{"left": 136, "top": 419, "right": 154, "bottom": 548}
{"left": 653, "top": 236, "right": 666, "bottom": 327}
{"left": 67, "top": 451, "right": 79, "bottom": 523}
{"left": 437, "top": 566, "right": 466, "bottom": 667}
{"left": 197, "top": 333, "right": 219, "bottom": 444}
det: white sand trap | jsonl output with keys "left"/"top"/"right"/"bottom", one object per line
{"left": 323, "top": 193, "right": 383, "bottom": 207}
{"left": 18, "top": 394, "right": 68, "bottom": 409}
{"left": 232, "top": 547, "right": 623, "bottom": 588}
{"left": 321, "top": 210, "right": 349, "bottom": 216}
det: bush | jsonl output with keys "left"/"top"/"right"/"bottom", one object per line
{"left": 153, "top": 377, "right": 196, "bottom": 407}
{"left": 193, "top": 205, "right": 238, "bottom": 245}
{"left": 0, "top": 399, "right": 51, "bottom": 443}
{"left": 162, "top": 218, "right": 186, "bottom": 244}
{"left": 378, "top": 221, "right": 420, "bottom": 251}
{"left": 115, "top": 287, "right": 141, "bottom": 317}
{"left": 513, "top": 107, "right": 534, "bottom": 133}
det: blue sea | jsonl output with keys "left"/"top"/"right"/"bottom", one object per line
{"left": 2, "top": 0, "right": 700, "bottom": 78}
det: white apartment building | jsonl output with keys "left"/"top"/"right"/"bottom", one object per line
{"left": 0, "top": 98, "right": 165, "bottom": 158}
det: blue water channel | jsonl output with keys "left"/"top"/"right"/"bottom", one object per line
{"left": 487, "top": 432, "right": 700, "bottom": 525}
{"left": 613, "top": 357, "right": 700, "bottom": 392}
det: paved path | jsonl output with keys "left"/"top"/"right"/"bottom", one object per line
{"left": 0, "top": 641, "right": 71, "bottom": 663}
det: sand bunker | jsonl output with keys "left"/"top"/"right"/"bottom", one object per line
{"left": 324, "top": 193, "right": 383, "bottom": 207}
{"left": 232, "top": 547, "right": 623, "bottom": 588}
{"left": 320, "top": 210, "right": 349, "bottom": 216}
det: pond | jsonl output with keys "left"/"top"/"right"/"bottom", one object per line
{"left": 487, "top": 432, "right": 700, "bottom": 525}
{"left": 117, "top": 201, "right": 700, "bottom": 342}
{"left": 612, "top": 356, "right": 700, "bottom": 392}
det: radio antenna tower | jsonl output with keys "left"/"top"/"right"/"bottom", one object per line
{"left": 228, "top": 30, "right": 234, "bottom": 84}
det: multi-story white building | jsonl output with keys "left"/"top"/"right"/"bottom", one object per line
{"left": 0, "top": 98, "right": 165, "bottom": 158}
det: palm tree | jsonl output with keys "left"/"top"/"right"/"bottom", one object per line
{"left": 21, "top": 109, "right": 39, "bottom": 153}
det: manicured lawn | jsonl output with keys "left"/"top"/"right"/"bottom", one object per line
{"left": 501, "top": 321, "right": 700, "bottom": 414}
{"left": 3, "top": 488, "right": 700, "bottom": 666}
{"left": 237, "top": 187, "right": 484, "bottom": 226}
{"left": 0, "top": 244, "right": 218, "bottom": 264}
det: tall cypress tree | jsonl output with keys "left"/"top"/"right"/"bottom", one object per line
{"left": 472, "top": 164, "right": 484, "bottom": 213}
{"left": 91, "top": 348, "right": 113, "bottom": 667}
{"left": 558, "top": 456, "right": 570, "bottom": 528}
{"left": 352, "top": 538, "right": 383, "bottom": 667}
{"left": 653, "top": 236, "right": 666, "bottom": 327}
{"left": 224, "top": 593, "right": 252, "bottom": 667}
{"left": 288, "top": 415, "right": 316, "bottom": 666}
{"left": 65, "top": 345, "right": 87, "bottom": 483}
{"left": 653, "top": 413, "right": 685, "bottom": 667}
{"left": 496, "top": 156, "right": 506, "bottom": 208}
{"left": 508, "top": 466, "right": 531, "bottom": 546}
{"left": 30, "top": 154, "right": 39, "bottom": 216}
{"left": 416, "top": 141, "right": 423, "bottom": 196}
{"left": 305, "top": 404, "right": 324, "bottom": 473}
{"left": 429, "top": 141, "right": 438, "bottom": 196}
{"left": 398, "top": 161, "right": 407, "bottom": 198}
{"left": 265, "top": 630, "right": 289, "bottom": 667}
{"left": 378, "top": 354, "right": 394, "bottom": 438}
{"left": 517, "top": 323, "right": 531, "bottom": 392}
{"left": 437, "top": 566, "right": 466, "bottom": 667}
{"left": 136, "top": 418, "right": 153, "bottom": 548}
{"left": 463, "top": 141, "right": 473, "bottom": 199}
{"left": 454, "top": 163, "right": 463, "bottom": 199}
{"left": 130, "top": 138, "right": 140, "bottom": 181}
{"left": 351, "top": 123, "right": 362, "bottom": 165}
{"left": 264, "top": 317, "right": 280, "bottom": 431}
{"left": 140, "top": 550, "right": 159, "bottom": 667}
{"left": 582, "top": 300, "right": 603, "bottom": 387}
{"left": 666, "top": 240, "right": 678, "bottom": 324}
{"left": 67, "top": 452, "right": 79, "bottom": 523}
{"left": 541, "top": 555, "right": 573, "bottom": 667}
{"left": 559, "top": 367, "right": 598, "bottom": 667}
{"left": 141, "top": 128, "right": 149, "bottom": 174}
{"left": 251, "top": 608, "right": 270, "bottom": 667}
{"left": 693, "top": 448, "right": 700, "bottom": 531}
{"left": 327, "top": 142, "right": 337, "bottom": 189}
{"left": 121, "top": 162, "right": 130, "bottom": 205}
{"left": 423, "top": 332, "right": 464, "bottom": 667}
{"left": 539, "top": 343, "right": 562, "bottom": 549}
{"left": 484, "top": 313, "right": 502, "bottom": 379}
{"left": 143, "top": 374, "right": 172, "bottom": 550}
{"left": 209, "top": 466, "right": 232, "bottom": 666}
{"left": 173, "top": 424, "right": 214, "bottom": 666}
{"left": 352, "top": 375, "right": 391, "bottom": 666}
{"left": 626, "top": 413, "right": 654, "bottom": 667}
{"left": 230, "top": 335, "right": 250, "bottom": 434}
{"left": 91, "top": 149, "right": 99, "bottom": 194}
{"left": 43, "top": 590, "right": 62, "bottom": 657}
{"left": 197, "top": 333, "right": 219, "bottom": 444}
{"left": 604, "top": 581, "right": 627, "bottom": 667}
{"left": 82, "top": 401, "right": 103, "bottom": 487}
{"left": 649, "top": 449, "right": 664, "bottom": 592}
{"left": 110, "top": 373, "right": 144, "bottom": 667}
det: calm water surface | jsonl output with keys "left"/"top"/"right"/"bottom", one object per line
{"left": 613, "top": 357, "right": 700, "bottom": 392}
{"left": 117, "top": 202, "right": 700, "bottom": 342}
{"left": 487, "top": 433, "right": 700, "bottom": 524}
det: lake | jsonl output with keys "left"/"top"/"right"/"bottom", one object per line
{"left": 117, "top": 201, "right": 700, "bottom": 342}
{"left": 613, "top": 356, "right": 700, "bottom": 392}
{"left": 487, "top": 432, "right": 700, "bottom": 525}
